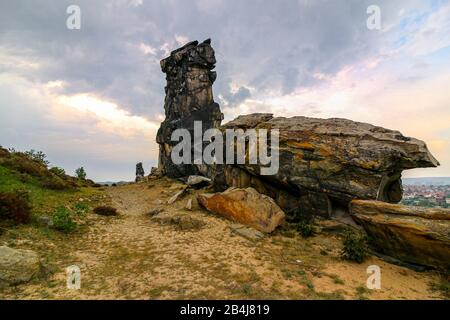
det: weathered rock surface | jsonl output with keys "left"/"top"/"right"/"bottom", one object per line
{"left": 204, "top": 114, "right": 439, "bottom": 217}
{"left": 135, "top": 162, "right": 145, "bottom": 182}
{"left": 156, "top": 39, "right": 223, "bottom": 178}
{"left": 0, "top": 246, "right": 41, "bottom": 285}
{"left": 350, "top": 200, "right": 450, "bottom": 270}
{"left": 186, "top": 175, "right": 211, "bottom": 188}
{"left": 155, "top": 40, "right": 439, "bottom": 222}
{"left": 197, "top": 187, "right": 285, "bottom": 233}
{"left": 230, "top": 223, "right": 265, "bottom": 241}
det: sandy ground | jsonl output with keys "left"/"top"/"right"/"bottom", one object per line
{"left": 0, "top": 179, "right": 446, "bottom": 300}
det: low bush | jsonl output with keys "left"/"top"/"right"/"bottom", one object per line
{"left": 42, "top": 175, "right": 71, "bottom": 190}
{"left": 49, "top": 167, "right": 66, "bottom": 177}
{"left": 52, "top": 206, "right": 76, "bottom": 233}
{"left": 341, "top": 230, "right": 369, "bottom": 263}
{"left": 93, "top": 206, "right": 118, "bottom": 216}
{"left": 73, "top": 202, "right": 90, "bottom": 216}
{"left": 0, "top": 190, "right": 32, "bottom": 224}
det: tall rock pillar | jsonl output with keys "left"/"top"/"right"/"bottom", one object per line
{"left": 156, "top": 39, "right": 223, "bottom": 178}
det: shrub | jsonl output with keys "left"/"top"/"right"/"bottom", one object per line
{"left": 297, "top": 218, "right": 314, "bottom": 238}
{"left": 93, "top": 206, "right": 118, "bottom": 216}
{"left": 75, "top": 167, "right": 86, "bottom": 180}
{"left": 0, "top": 190, "right": 32, "bottom": 224}
{"left": 341, "top": 231, "right": 369, "bottom": 263}
{"left": 73, "top": 202, "right": 89, "bottom": 216}
{"left": 2, "top": 156, "right": 46, "bottom": 178}
{"left": 24, "top": 150, "right": 50, "bottom": 167}
{"left": 49, "top": 167, "right": 66, "bottom": 177}
{"left": 52, "top": 206, "right": 76, "bottom": 233}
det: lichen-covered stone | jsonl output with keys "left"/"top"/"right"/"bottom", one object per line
{"left": 206, "top": 114, "right": 439, "bottom": 217}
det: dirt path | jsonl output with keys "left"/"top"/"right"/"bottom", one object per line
{"left": 1, "top": 179, "right": 446, "bottom": 300}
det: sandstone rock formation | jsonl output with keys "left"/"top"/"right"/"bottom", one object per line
{"left": 202, "top": 114, "right": 439, "bottom": 217}
{"left": 135, "top": 162, "right": 145, "bottom": 182}
{"left": 156, "top": 39, "right": 223, "bottom": 178}
{"left": 197, "top": 187, "right": 285, "bottom": 233}
{"left": 0, "top": 246, "right": 41, "bottom": 285}
{"left": 350, "top": 200, "right": 450, "bottom": 270}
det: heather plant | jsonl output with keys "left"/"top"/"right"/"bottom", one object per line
{"left": 0, "top": 190, "right": 32, "bottom": 224}
{"left": 341, "top": 230, "right": 369, "bottom": 263}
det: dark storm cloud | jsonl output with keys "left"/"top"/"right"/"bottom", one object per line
{"left": 0, "top": 0, "right": 419, "bottom": 117}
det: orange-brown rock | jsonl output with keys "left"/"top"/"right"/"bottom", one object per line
{"left": 197, "top": 187, "right": 285, "bottom": 233}
{"left": 350, "top": 200, "right": 450, "bottom": 270}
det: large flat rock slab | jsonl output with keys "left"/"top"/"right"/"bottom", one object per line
{"left": 350, "top": 200, "right": 450, "bottom": 270}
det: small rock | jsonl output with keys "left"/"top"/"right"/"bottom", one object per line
{"left": 0, "top": 246, "right": 41, "bottom": 285}
{"left": 230, "top": 224, "right": 264, "bottom": 241}
{"left": 185, "top": 199, "right": 193, "bottom": 211}
{"left": 37, "top": 216, "right": 53, "bottom": 227}
{"left": 186, "top": 175, "right": 211, "bottom": 188}
{"left": 147, "top": 208, "right": 164, "bottom": 217}
{"left": 167, "top": 187, "right": 187, "bottom": 204}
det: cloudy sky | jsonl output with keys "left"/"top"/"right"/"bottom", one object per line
{"left": 0, "top": 0, "right": 449, "bottom": 181}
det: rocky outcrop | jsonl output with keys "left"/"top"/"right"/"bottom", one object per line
{"left": 135, "top": 162, "right": 145, "bottom": 182}
{"left": 156, "top": 39, "right": 223, "bottom": 178}
{"left": 0, "top": 246, "right": 41, "bottom": 285}
{"left": 197, "top": 187, "right": 285, "bottom": 233}
{"left": 155, "top": 40, "right": 439, "bottom": 221}
{"left": 203, "top": 114, "right": 439, "bottom": 217}
{"left": 350, "top": 200, "right": 450, "bottom": 270}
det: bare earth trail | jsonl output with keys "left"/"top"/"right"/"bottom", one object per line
{"left": 2, "top": 180, "right": 445, "bottom": 299}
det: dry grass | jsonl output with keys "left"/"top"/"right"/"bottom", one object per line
{"left": 0, "top": 179, "right": 446, "bottom": 300}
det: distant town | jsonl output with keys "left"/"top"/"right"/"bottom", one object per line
{"left": 402, "top": 178, "right": 450, "bottom": 208}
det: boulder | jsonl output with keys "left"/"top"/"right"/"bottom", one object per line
{"left": 204, "top": 114, "right": 439, "bottom": 217}
{"left": 0, "top": 246, "right": 41, "bottom": 285}
{"left": 197, "top": 187, "right": 285, "bottom": 233}
{"left": 350, "top": 200, "right": 450, "bottom": 270}
{"left": 186, "top": 175, "right": 211, "bottom": 188}
{"left": 156, "top": 39, "right": 223, "bottom": 178}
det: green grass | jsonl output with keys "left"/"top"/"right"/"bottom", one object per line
{"left": 0, "top": 165, "right": 101, "bottom": 218}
